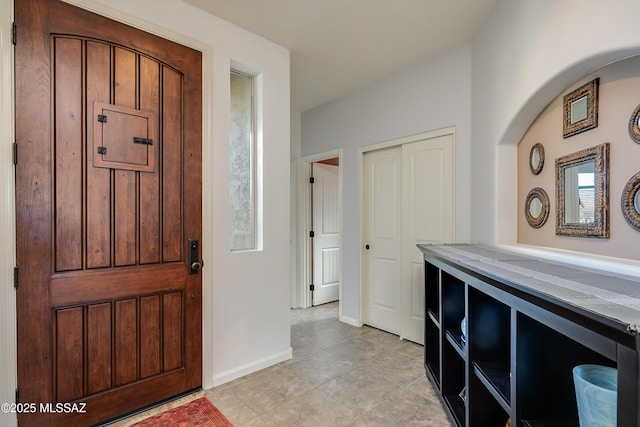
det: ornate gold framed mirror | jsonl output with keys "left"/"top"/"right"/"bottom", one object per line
{"left": 525, "top": 187, "right": 550, "bottom": 228}
{"left": 555, "top": 143, "right": 609, "bottom": 238}
{"left": 621, "top": 172, "right": 640, "bottom": 231}
{"left": 529, "top": 143, "right": 545, "bottom": 175}
{"left": 563, "top": 78, "right": 599, "bottom": 138}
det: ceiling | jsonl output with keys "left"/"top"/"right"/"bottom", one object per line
{"left": 182, "top": 0, "right": 498, "bottom": 112}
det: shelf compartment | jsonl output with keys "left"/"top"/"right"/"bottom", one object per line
{"left": 441, "top": 271, "right": 465, "bottom": 334}
{"left": 445, "top": 329, "right": 465, "bottom": 360}
{"left": 516, "top": 312, "right": 614, "bottom": 423}
{"left": 442, "top": 341, "right": 465, "bottom": 398}
{"left": 443, "top": 394, "right": 465, "bottom": 427}
{"left": 468, "top": 287, "right": 510, "bottom": 363}
{"left": 469, "top": 367, "right": 510, "bottom": 427}
{"left": 472, "top": 362, "right": 510, "bottom": 412}
{"left": 425, "top": 261, "right": 440, "bottom": 321}
{"left": 425, "top": 316, "right": 440, "bottom": 390}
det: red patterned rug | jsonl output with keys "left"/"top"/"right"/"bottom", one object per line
{"left": 130, "top": 397, "right": 233, "bottom": 427}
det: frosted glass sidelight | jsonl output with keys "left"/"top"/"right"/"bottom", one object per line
{"left": 230, "top": 70, "right": 255, "bottom": 250}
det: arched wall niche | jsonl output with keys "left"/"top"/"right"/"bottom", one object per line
{"left": 512, "top": 53, "right": 640, "bottom": 262}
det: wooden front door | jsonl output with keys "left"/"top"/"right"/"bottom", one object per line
{"left": 15, "top": 1, "right": 202, "bottom": 425}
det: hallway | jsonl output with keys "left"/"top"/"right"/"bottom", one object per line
{"left": 112, "top": 303, "right": 451, "bottom": 426}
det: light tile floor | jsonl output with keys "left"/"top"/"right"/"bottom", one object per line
{"left": 109, "top": 302, "right": 451, "bottom": 426}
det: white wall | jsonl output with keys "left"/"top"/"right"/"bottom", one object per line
{"left": 472, "top": 0, "right": 640, "bottom": 245}
{"left": 301, "top": 44, "right": 473, "bottom": 322}
{"left": 0, "top": 2, "right": 290, "bottom": 423}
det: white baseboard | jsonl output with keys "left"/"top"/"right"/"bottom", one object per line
{"left": 339, "top": 315, "right": 362, "bottom": 327}
{"left": 209, "top": 348, "right": 293, "bottom": 387}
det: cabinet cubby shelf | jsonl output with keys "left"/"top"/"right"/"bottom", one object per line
{"left": 419, "top": 244, "right": 640, "bottom": 427}
{"left": 472, "top": 362, "right": 510, "bottom": 412}
{"left": 445, "top": 329, "right": 465, "bottom": 360}
{"left": 443, "top": 394, "right": 465, "bottom": 426}
{"left": 427, "top": 309, "right": 439, "bottom": 327}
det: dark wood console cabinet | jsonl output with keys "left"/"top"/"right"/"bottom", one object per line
{"left": 418, "top": 244, "right": 640, "bottom": 427}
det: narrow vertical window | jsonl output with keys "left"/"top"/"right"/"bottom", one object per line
{"left": 229, "top": 70, "right": 256, "bottom": 250}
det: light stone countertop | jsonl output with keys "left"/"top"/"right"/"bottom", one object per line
{"left": 418, "top": 244, "right": 640, "bottom": 336}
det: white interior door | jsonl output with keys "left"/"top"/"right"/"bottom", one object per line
{"left": 363, "top": 147, "right": 402, "bottom": 333}
{"left": 312, "top": 163, "right": 340, "bottom": 305}
{"left": 363, "top": 132, "right": 454, "bottom": 342}
{"left": 401, "top": 134, "right": 454, "bottom": 344}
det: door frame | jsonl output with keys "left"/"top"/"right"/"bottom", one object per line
{"left": 358, "top": 126, "right": 456, "bottom": 329}
{"left": 0, "top": 0, "right": 17, "bottom": 414}
{"left": 3, "top": 0, "right": 215, "bottom": 407}
{"left": 294, "top": 149, "right": 343, "bottom": 311}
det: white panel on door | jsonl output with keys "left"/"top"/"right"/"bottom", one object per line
{"left": 372, "top": 258, "right": 398, "bottom": 310}
{"left": 321, "top": 247, "right": 340, "bottom": 287}
{"left": 411, "top": 148, "right": 445, "bottom": 243}
{"left": 373, "top": 159, "right": 399, "bottom": 240}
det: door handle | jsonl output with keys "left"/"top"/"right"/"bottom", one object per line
{"left": 188, "top": 238, "right": 201, "bottom": 274}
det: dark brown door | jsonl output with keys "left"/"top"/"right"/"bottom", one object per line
{"left": 15, "top": 1, "right": 202, "bottom": 425}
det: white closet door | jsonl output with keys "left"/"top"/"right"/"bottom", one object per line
{"left": 363, "top": 133, "right": 454, "bottom": 342}
{"left": 400, "top": 134, "right": 455, "bottom": 344}
{"left": 363, "top": 146, "right": 402, "bottom": 334}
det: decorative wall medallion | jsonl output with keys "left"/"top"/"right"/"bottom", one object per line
{"left": 621, "top": 172, "right": 640, "bottom": 231}
{"left": 529, "top": 143, "right": 545, "bottom": 175}
{"left": 525, "top": 187, "right": 550, "bottom": 228}
{"left": 628, "top": 104, "right": 640, "bottom": 144}
{"left": 563, "top": 78, "right": 599, "bottom": 138}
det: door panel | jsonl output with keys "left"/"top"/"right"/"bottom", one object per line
{"left": 401, "top": 135, "right": 454, "bottom": 343}
{"left": 16, "top": 1, "right": 202, "bottom": 425}
{"left": 312, "top": 163, "right": 340, "bottom": 305}
{"left": 86, "top": 41, "right": 113, "bottom": 269}
{"left": 363, "top": 147, "right": 402, "bottom": 333}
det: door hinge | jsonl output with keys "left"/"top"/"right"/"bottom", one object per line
{"left": 15, "top": 388, "right": 19, "bottom": 404}
{"left": 309, "top": 176, "right": 315, "bottom": 184}
{"left": 310, "top": 284, "right": 315, "bottom": 291}
{"left": 12, "top": 22, "right": 16, "bottom": 46}
{"left": 12, "top": 142, "right": 17, "bottom": 165}
{"left": 309, "top": 230, "right": 315, "bottom": 238}
{"left": 97, "top": 114, "right": 107, "bottom": 123}
{"left": 13, "top": 266, "right": 18, "bottom": 289}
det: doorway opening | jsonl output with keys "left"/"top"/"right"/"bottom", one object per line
{"left": 311, "top": 157, "right": 340, "bottom": 306}
{"left": 296, "top": 150, "right": 343, "bottom": 313}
